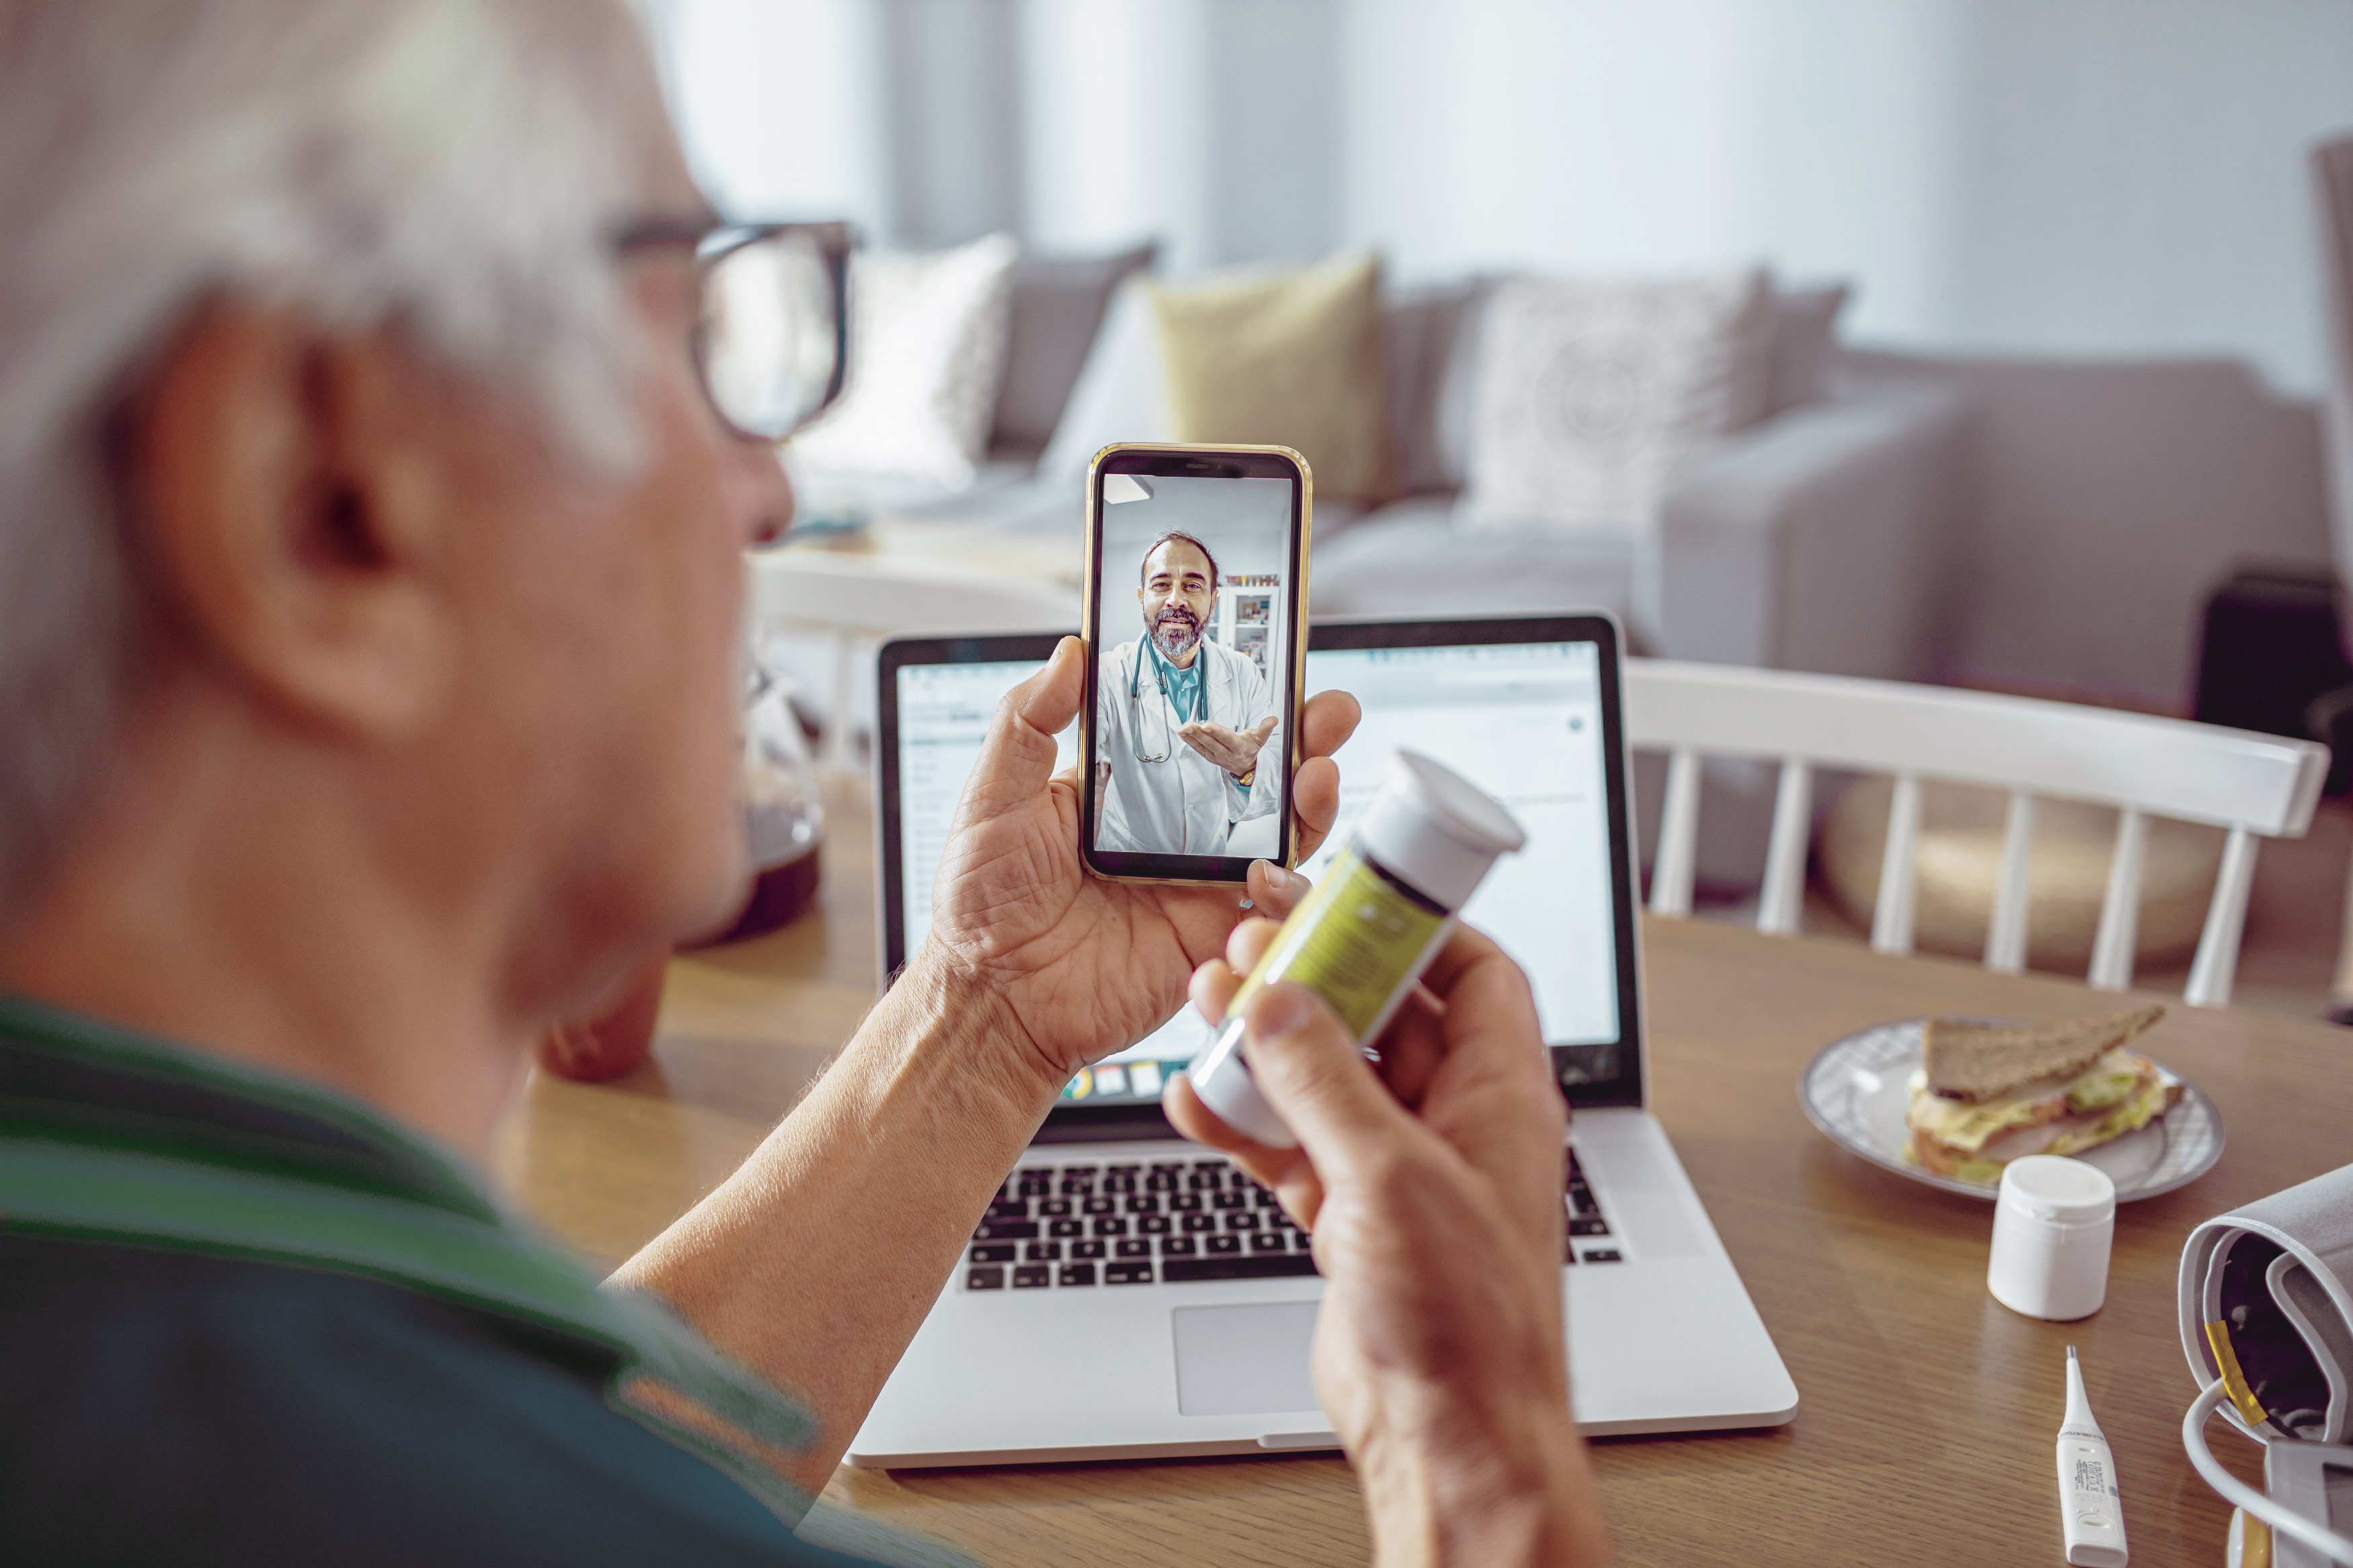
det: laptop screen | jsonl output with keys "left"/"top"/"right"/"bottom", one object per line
{"left": 890, "top": 656, "right": 1080, "bottom": 942}
{"left": 877, "top": 617, "right": 1642, "bottom": 1129}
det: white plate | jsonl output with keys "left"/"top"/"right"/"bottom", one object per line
{"left": 1798, "top": 1018, "right": 2225, "bottom": 1202}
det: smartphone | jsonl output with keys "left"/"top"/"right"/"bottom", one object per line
{"left": 1079, "top": 443, "right": 1311, "bottom": 886}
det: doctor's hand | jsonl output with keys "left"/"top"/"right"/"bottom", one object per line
{"left": 1176, "top": 714, "right": 1277, "bottom": 776}
{"left": 1164, "top": 924, "right": 1611, "bottom": 1568}
{"left": 920, "top": 636, "right": 1358, "bottom": 1094}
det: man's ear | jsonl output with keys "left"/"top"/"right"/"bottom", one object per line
{"left": 132, "top": 302, "right": 462, "bottom": 738}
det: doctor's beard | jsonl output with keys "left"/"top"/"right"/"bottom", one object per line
{"left": 1150, "top": 604, "right": 1203, "bottom": 661}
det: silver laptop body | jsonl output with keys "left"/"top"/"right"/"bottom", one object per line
{"left": 850, "top": 615, "right": 1797, "bottom": 1467}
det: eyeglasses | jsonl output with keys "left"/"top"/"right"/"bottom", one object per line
{"left": 616, "top": 217, "right": 852, "bottom": 444}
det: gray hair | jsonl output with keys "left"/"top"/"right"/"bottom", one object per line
{"left": 0, "top": 0, "right": 664, "bottom": 915}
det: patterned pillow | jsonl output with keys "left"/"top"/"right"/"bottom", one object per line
{"left": 1458, "top": 267, "right": 1771, "bottom": 538}
{"left": 790, "top": 232, "right": 1019, "bottom": 487}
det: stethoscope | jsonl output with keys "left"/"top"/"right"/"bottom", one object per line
{"left": 1129, "top": 645, "right": 1202, "bottom": 766}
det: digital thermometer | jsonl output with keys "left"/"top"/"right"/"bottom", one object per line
{"left": 2060, "top": 1345, "right": 2129, "bottom": 1567}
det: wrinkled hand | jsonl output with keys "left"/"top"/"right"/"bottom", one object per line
{"left": 1164, "top": 923, "right": 1611, "bottom": 1568}
{"left": 1177, "top": 714, "right": 1277, "bottom": 776}
{"left": 922, "top": 637, "right": 1359, "bottom": 1094}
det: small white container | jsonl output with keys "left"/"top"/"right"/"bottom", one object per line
{"left": 1988, "top": 1155, "right": 2117, "bottom": 1321}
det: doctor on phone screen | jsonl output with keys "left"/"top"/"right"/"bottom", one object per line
{"left": 1094, "top": 531, "right": 1281, "bottom": 856}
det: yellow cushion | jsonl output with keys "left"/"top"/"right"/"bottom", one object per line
{"left": 1147, "top": 253, "right": 1394, "bottom": 503}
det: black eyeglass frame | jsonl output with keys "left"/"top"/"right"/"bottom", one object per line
{"left": 614, "top": 216, "right": 854, "bottom": 444}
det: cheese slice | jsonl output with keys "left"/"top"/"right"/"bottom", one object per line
{"left": 1905, "top": 1048, "right": 2150, "bottom": 1153}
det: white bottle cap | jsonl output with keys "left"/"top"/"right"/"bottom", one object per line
{"left": 2000, "top": 1155, "right": 2118, "bottom": 1225}
{"left": 1355, "top": 750, "right": 1527, "bottom": 909}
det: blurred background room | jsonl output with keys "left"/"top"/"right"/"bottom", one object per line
{"left": 639, "top": 0, "right": 2353, "bottom": 1022}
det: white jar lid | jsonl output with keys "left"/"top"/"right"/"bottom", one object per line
{"left": 1999, "top": 1155, "right": 2116, "bottom": 1225}
{"left": 1356, "top": 749, "right": 1527, "bottom": 907}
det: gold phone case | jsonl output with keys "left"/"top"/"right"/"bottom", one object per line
{"left": 1078, "top": 442, "right": 1313, "bottom": 888}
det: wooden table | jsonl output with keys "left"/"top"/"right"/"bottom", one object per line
{"left": 491, "top": 774, "right": 2353, "bottom": 1566}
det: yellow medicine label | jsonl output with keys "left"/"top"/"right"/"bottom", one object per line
{"left": 1233, "top": 845, "right": 1449, "bottom": 1042}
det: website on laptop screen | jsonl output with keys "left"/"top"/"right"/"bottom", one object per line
{"left": 892, "top": 638, "right": 1624, "bottom": 1111}
{"left": 893, "top": 659, "right": 1074, "bottom": 940}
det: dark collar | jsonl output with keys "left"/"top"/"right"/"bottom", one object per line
{"left": 0, "top": 994, "right": 830, "bottom": 1517}
{"left": 0, "top": 994, "right": 497, "bottom": 1223}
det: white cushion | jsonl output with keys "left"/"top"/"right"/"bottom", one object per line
{"left": 1458, "top": 267, "right": 1771, "bottom": 540}
{"left": 790, "top": 232, "right": 1019, "bottom": 487}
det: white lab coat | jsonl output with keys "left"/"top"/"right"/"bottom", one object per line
{"left": 1094, "top": 636, "right": 1282, "bottom": 856}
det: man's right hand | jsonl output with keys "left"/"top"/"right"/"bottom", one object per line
{"left": 1166, "top": 923, "right": 1613, "bottom": 1568}
{"left": 922, "top": 637, "right": 1358, "bottom": 1098}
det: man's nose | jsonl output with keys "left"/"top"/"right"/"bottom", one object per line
{"left": 734, "top": 442, "right": 794, "bottom": 547}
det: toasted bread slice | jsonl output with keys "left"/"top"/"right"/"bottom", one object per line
{"left": 1921, "top": 1003, "right": 2165, "bottom": 1103}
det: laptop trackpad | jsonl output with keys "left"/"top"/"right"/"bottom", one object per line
{"left": 1171, "top": 1303, "right": 1322, "bottom": 1417}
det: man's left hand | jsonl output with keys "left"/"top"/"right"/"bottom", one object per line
{"left": 1177, "top": 714, "right": 1277, "bottom": 776}
{"left": 924, "top": 638, "right": 1356, "bottom": 1096}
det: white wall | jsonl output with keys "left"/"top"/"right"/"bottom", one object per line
{"left": 1335, "top": 0, "right": 1979, "bottom": 341}
{"left": 1944, "top": 0, "right": 2353, "bottom": 389}
{"left": 1006, "top": 0, "right": 1344, "bottom": 272}
{"left": 647, "top": 0, "right": 2353, "bottom": 394}
{"left": 1339, "top": 0, "right": 2353, "bottom": 394}
{"left": 1017, "top": 0, "right": 1215, "bottom": 268}
{"left": 640, "top": 0, "right": 893, "bottom": 235}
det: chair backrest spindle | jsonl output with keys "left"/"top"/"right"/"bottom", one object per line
{"left": 1650, "top": 746, "right": 1701, "bottom": 918}
{"left": 2184, "top": 825, "right": 2262, "bottom": 1009}
{"left": 1870, "top": 772, "right": 1923, "bottom": 955}
{"left": 1983, "top": 789, "right": 2036, "bottom": 975}
{"left": 1757, "top": 758, "right": 1812, "bottom": 936}
{"left": 2087, "top": 807, "right": 2148, "bottom": 993}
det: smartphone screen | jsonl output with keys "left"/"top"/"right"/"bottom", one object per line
{"left": 1080, "top": 445, "right": 1308, "bottom": 883}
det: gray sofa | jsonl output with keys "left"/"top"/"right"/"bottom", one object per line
{"left": 1308, "top": 284, "right": 1970, "bottom": 683}
{"left": 785, "top": 262, "right": 1972, "bottom": 686}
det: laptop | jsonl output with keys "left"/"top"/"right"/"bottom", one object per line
{"left": 850, "top": 614, "right": 1797, "bottom": 1467}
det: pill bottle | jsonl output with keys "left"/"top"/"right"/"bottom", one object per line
{"left": 1187, "top": 749, "right": 1526, "bottom": 1148}
{"left": 1987, "top": 1155, "right": 2116, "bottom": 1321}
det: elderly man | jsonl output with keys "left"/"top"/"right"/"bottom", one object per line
{"left": 1094, "top": 530, "right": 1282, "bottom": 856}
{"left": 0, "top": 3, "right": 1609, "bottom": 1565}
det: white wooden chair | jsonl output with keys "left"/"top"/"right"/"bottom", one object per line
{"left": 1624, "top": 659, "right": 2331, "bottom": 1007}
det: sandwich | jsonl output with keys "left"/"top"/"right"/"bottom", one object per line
{"left": 1905, "top": 1003, "right": 2180, "bottom": 1183}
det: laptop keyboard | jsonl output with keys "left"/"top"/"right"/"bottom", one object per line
{"left": 1564, "top": 1149, "right": 1622, "bottom": 1264}
{"left": 965, "top": 1151, "right": 1622, "bottom": 1290}
{"left": 965, "top": 1157, "right": 1315, "bottom": 1291}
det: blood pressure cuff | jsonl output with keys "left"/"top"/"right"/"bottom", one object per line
{"left": 2180, "top": 1161, "right": 2353, "bottom": 1445}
